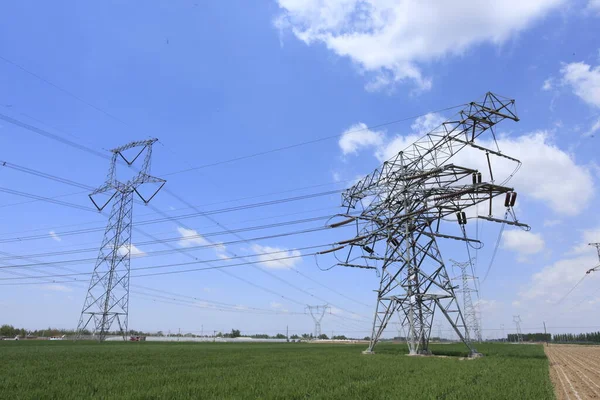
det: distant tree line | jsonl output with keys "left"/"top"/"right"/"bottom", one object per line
{"left": 2, "top": 324, "right": 364, "bottom": 340}
{"left": 553, "top": 331, "right": 600, "bottom": 343}
{"left": 507, "top": 333, "right": 551, "bottom": 342}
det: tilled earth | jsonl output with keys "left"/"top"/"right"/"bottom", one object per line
{"left": 546, "top": 344, "right": 600, "bottom": 399}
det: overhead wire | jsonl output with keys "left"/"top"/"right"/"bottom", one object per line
{"left": 0, "top": 64, "right": 466, "bottom": 319}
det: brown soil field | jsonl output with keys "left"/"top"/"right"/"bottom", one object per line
{"left": 546, "top": 344, "right": 600, "bottom": 399}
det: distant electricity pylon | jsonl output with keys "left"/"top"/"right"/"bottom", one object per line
{"left": 77, "top": 139, "right": 165, "bottom": 341}
{"left": 451, "top": 259, "right": 482, "bottom": 342}
{"left": 586, "top": 243, "right": 600, "bottom": 274}
{"left": 513, "top": 315, "right": 523, "bottom": 343}
{"left": 306, "top": 305, "right": 330, "bottom": 338}
{"left": 324, "top": 93, "right": 529, "bottom": 356}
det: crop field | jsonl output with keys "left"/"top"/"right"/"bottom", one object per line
{"left": 545, "top": 344, "right": 600, "bottom": 399}
{"left": 0, "top": 341, "right": 554, "bottom": 399}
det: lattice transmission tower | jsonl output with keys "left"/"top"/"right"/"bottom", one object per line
{"left": 451, "top": 259, "right": 482, "bottom": 342}
{"left": 306, "top": 305, "right": 330, "bottom": 338}
{"left": 325, "top": 93, "right": 529, "bottom": 356}
{"left": 77, "top": 139, "right": 165, "bottom": 341}
{"left": 586, "top": 243, "right": 600, "bottom": 275}
{"left": 513, "top": 315, "right": 523, "bottom": 343}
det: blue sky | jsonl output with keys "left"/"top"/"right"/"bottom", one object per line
{"left": 0, "top": 0, "right": 599, "bottom": 339}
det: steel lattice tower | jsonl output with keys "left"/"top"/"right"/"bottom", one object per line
{"left": 452, "top": 259, "right": 482, "bottom": 342}
{"left": 77, "top": 139, "right": 165, "bottom": 341}
{"left": 327, "top": 93, "right": 529, "bottom": 356}
{"left": 513, "top": 315, "right": 523, "bottom": 343}
{"left": 306, "top": 305, "right": 330, "bottom": 338}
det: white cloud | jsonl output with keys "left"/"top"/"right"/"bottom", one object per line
{"left": 502, "top": 229, "right": 545, "bottom": 261}
{"left": 275, "top": 0, "right": 564, "bottom": 90}
{"left": 49, "top": 231, "right": 61, "bottom": 242}
{"left": 270, "top": 302, "right": 290, "bottom": 313}
{"left": 118, "top": 244, "right": 146, "bottom": 257}
{"left": 177, "top": 227, "right": 226, "bottom": 254}
{"left": 543, "top": 219, "right": 561, "bottom": 227}
{"left": 251, "top": 244, "right": 302, "bottom": 269}
{"left": 561, "top": 61, "right": 600, "bottom": 108}
{"left": 519, "top": 228, "right": 600, "bottom": 307}
{"left": 542, "top": 78, "right": 553, "bottom": 91}
{"left": 588, "top": 0, "right": 600, "bottom": 12}
{"left": 570, "top": 227, "right": 600, "bottom": 254}
{"left": 475, "top": 299, "right": 500, "bottom": 313}
{"left": 585, "top": 118, "right": 600, "bottom": 137}
{"left": 352, "top": 115, "right": 594, "bottom": 216}
{"left": 519, "top": 255, "right": 599, "bottom": 301}
{"left": 42, "top": 284, "right": 72, "bottom": 292}
{"left": 339, "top": 123, "right": 384, "bottom": 155}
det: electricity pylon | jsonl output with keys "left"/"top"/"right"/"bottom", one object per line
{"left": 325, "top": 93, "right": 529, "bottom": 356}
{"left": 586, "top": 243, "right": 600, "bottom": 274}
{"left": 306, "top": 305, "right": 330, "bottom": 338}
{"left": 452, "top": 259, "right": 482, "bottom": 342}
{"left": 513, "top": 315, "right": 523, "bottom": 343}
{"left": 77, "top": 139, "right": 165, "bottom": 341}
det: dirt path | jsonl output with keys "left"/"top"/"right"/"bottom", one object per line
{"left": 546, "top": 344, "right": 600, "bottom": 399}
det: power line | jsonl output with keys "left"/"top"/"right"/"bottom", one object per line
{"left": 0, "top": 189, "right": 342, "bottom": 244}
{"left": 0, "top": 112, "right": 110, "bottom": 159}
{"left": 0, "top": 186, "right": 95, "bottom": 212}
{"left": 0, "top": 242, "right": 331, "bottom": 273}
{"left": 0, "top": 214, "right": 345, "bottom": 262}
{"left": 159, "top": 105, "right": 465, "bottom": 177}
{"left": 0, "top": 55, "right": 129, "bottom": 126}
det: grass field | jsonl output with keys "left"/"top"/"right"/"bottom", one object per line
{"left": 0, "top": 341, "right": 554, "bottom": 399}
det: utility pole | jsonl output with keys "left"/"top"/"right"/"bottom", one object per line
{"left": 306, "top": 305, "right": 330, "bottom": 338}
{"left": 451, "top": 259, "right": 482, "bottom": 343}
{"left": 501, "top": 324, "right": 505, "bottom": 342}
{"left": 77, "top": 140, "right": 165, "bottom": 342}
{"left": 543, "top": 321, "right": 548, "bottom": 346}
{"left": 286, "top": 325, "right": 289, "bottom": 342}
{"left": 513, "top": 316, "right": 523, "bottom": 343}
{"left": 326, "top": 93, "right": 526, "bottom": 357}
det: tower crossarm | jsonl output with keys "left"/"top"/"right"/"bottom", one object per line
{"left": 343, "top": 92, "right": 518, "bottom": 209}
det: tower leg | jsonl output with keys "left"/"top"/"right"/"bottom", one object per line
{"left": 76, "top": 191, "right": 133, "bottom": 341}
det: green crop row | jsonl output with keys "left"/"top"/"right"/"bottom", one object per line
{"left": 0, "top": 341, "right": 554, "bottom": 399}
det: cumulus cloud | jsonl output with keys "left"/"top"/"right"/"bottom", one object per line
{"left": 275, "top": 0, "right": 564, "bottom": 90}
{"left": 118, "top": 244, "right": 146, "bottom": 257}
{"left": 518, "top": 228, "right": 600, "bottom": 306}
{"left": 251, "top": 244, "right": 302, "bottom": 269}
{"left": 570, "top": 227, "right": 600, "bottom": 254}
{"left": 339, "top": 123, "right": 384, "bottom": 155}
{"left": 49, "top": 231, "right": 61, "bottom": 242}
{"left": 343, "top": 114, "right": 595, "bottom": 216}
{"left": 561, "top": 61, "right": 600, "bottom": 108}
{"left": 542, "top": 78, "right": 553, "bottom": 91}
{"left": 585, "top": 118, "right": 600, "bottom": 138}
{"left": 519, "top": 255, "right": 599, "bottom": 302}
{"left": 177, "top": 227, "right": 226, "bottom": 254}
{"left": 502, "top": 229, "right": 545, "bottom": 261}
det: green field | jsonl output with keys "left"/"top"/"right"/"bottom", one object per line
{"left": 0, "top": 341, "right": 554, "bottom": 399}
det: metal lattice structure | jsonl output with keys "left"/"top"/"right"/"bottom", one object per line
{"left": 586, "top": 243, "right": 600, "bottom": 274}
{"left": 327, "top": 93, "right": 529, "bottom": 356}
{"left": 452, "top": 259, "right": 482, "bottom": 342}
{"left": 513, "top": 315, "right": 523, "bottom": 343}
{"left": 306, "top": 305, "right": 330, "bottom": 338}
{"left": 77, "top": 139, "right": 165, "bottom": 341}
